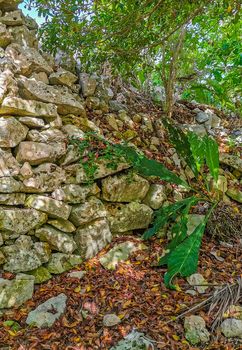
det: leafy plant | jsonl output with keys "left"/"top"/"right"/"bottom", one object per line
{"left": 71, "top": 124, "right": 220, "bottom": 290}
{"left": 142, "top": 120, "right": 220, "bottom": 289}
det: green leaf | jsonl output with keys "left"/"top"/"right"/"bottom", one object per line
{"left": 187, "top": 132, "right": 206, "bottom": 173}
{"left": 143, "top": 196, "right": 197, "bottom": 240}
{"left": 204, "top": 135, "right": 219, "bottom": 182}
{"left": 163, "top": 119, "right": 198, "bottom": 177}
{"left": 115, "top": 144, "right": 189, "bottom": 188}
{"left": 164, "top": 220, "right": 206, "bottom": 289}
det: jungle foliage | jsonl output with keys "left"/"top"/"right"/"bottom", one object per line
{"left": 24, "top": 0, "right": 241, "bottom": 114}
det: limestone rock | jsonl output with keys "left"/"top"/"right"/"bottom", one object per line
{"left": 102, "top": 173, "right": 150, "bottom": 202}
{"left": 2, "top": 235, "right": 51, "bottom": 273}
{"left": 226, "top": 187, "right": 242, "bottom": 203}
{"left": 187, "top": 214, "right": 205, "bottom": 235}
{"left": 76, "top": 160, "right": 130, "bottom": 183}
{"left": 0, "top": 96, "right": 58, "bottom": 118}
{"left": 0, "top": 176, "right": 21, "bottom": 192}
{"left": 0, "top": 9, "right": 24, "bottom": 25}
{"left": 74, "top": 218, "right": 112, "bottom": 259}
{"left": 0, "top": 208, "right": 47, "bottom": 234}
{"left": 221, "top": 319, "right": 242, "bottom": 338}
{"left": 0, "top": 274, "right": 34, "bottom": 309}
{"left": 0, "top": 149, "right": 20, "bottom": 177}
{"left": 100, "top": 241, "right": 145, "bottom": 270}
{"left": 8, "top": 25, "right": 38, "bottom": 48}
{"left": 0, "top": 23, "right": 12, "bottom": 48}
{"left": 5, "top": 44, "right": 53, "bottom": 76}
{"left": 184, "top": 315, "right": 210, "bottom": 345}
{"left": 79, "top": 73, "right": 97, "bottom": 97}
{"left": 103, "top": 314, "right": 121, "bottom": 327}
{"left": 142, "top": 184, "right": 167, "bottom": 209}
{"left": 110, "top": 330, "right": 155, "bottom": 350}
{"left": 62, "top": 124, "right": 85, "bottom": 139}
{"left": 183, "top": 124, "right": 207, "bottom": 137}
{"left": 27, "top": 266, "right": 52, "bottom": 284}
{"left": 195, "top": 111, "right": 210, "bottom": 123}
{"left": 70, "top": 196, "right": 107, "bottom": 226}
{"left": 0, "top": 69, "right": 17, "bottom": 103}
{"left": 27, "top": 128, "right": 66, "bottom": 143}
{"left": 19, "top": 116, "right": 45, "bottom": 128}
{"left": 0, "top": 116, "right": 28, "bottom": 147}
{"left": 51, "top": 184, "right": 97, "bottom": 204}
{"left": 0, "top": 0, "right": 23, "bottom": 12}
{"left": 16, "top": 141, "right": 66, "bottom": 165}
{"left": 26, "top": 293, "right": 67, "bottom": 328}
{"left": 220, "top": 153, "right": 242, "bottom": 173}
{"left": 187, "top": 273, "right": 208, "bottom": 294}
{"left": 49, "top": 68, "right": 78, "bottom": 87}
{"left": 35, "top": 225, "right": 77, "bottom": 254}
{"left": 21, "top": 163, "right": 66, "bottom": 193}
{"left": 18, "top": 77, "right": 86, "bottom": 116}
{"left": 67, "top": 270, "right": 86, "bottom": 279}
{"left": 25, "top": 195, "right": 71, "bottom": 220}
{"left": 0, "top": 193, "right": 25, "bottom": 205}
{"left": 31, "top": 71, "right": 49, "bottom": 84}
{"left": 47, "top": 218, "right": 76, "bottom": 233}
{"left": 107, "top": 202, "right": 153, "bottom": 233}
{"left": 46, "top": 253, "right": 82, "bottom": 274}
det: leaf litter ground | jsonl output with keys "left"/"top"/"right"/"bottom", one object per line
{"left": 0, "top": 235, "right": 241, "bottom": 350}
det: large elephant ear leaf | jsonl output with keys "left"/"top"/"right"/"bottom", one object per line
{"left": 163, "top": 119, "right": 198, "bottom": 177}
{"left": 204, "top": 135, "right": 219, "bottom": 182}
{"left": 164, "top": 220, "right": 207, "bottom": 289}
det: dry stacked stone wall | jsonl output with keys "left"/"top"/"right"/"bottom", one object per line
{"left": 0, "top": 0, "right": 168, "bottom": 296}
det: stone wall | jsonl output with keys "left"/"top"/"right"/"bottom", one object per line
{"left": 0, "top": 0, "right": 167, "bottom": 293}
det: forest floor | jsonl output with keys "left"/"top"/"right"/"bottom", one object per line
{"left": 0, "top": 234, "right": 241, "bottom": 350}
{"left": 0, "top": 99, "right": 241, "bottom": 350}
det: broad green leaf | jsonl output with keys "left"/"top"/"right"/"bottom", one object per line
{"left": 143, "top": 196, "right": 197, "bottom": 240}
{"left": 115, "top": 144, "right": 189, "bottom": 188}
{"left": 163, "top": 119, "right": 198, "bottom": 177}
{"left": 164, "top": 220, "right": 206, "bottom": 289}
{"left": 204, "top": 135, "right": 219, "bottom": 182}
{"left": 187, "top": 132, "right": 206, "bottom": 173}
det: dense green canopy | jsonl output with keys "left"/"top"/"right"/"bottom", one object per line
{"left": 25, "top": 0, "right": 241, "bottom": 114}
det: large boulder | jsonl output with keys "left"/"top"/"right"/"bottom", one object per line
{"left": 16, "top": 141, "right": 66, "bottom": 165}
{"left": 0, "top": 9, "right": 24, "bottom": 25}
{"left": 0, "top": 116, "right": 28, "bottom": 147}
{"left": 18, "top": 77, "right": 86, "bottom": 116}
{"left": 26, "top": 293, "right": 67, "bottom": 328}
{"left": 102, "top": 173, "right": 150, "bottom": 202}
{"left": 0, "top": 96, "right": 58, "bottom": 118}
{"left": 2, "top": 235, "right": 51, "bottom": 273}
{"left": 0, "top": 274, "right": 34, "bottom": 309}
{"left": 25, "top": 195, "right": 72, "bottom": 220}
{"left": 74, "top": 218, "right": 112, "bottom": 259}
{"left": 35, "top": 225, "right": 77, "bottom": 254}
{"left": 69, "top": 196, "right": 107, "bottom": 226}
{"left": 26, "top": 128, "right": 66, "bottom": 143}
{"left": 8, "top": 25, "right": 38, "bottom": 48}
{"left": 79, "top": 73, "right": 97, "bottom": 97}
{"left": 106, "top": 202, "right": 153, "bottom": 233}
{"left": 0, "top": 207, "right": 47, "bottom": 234}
